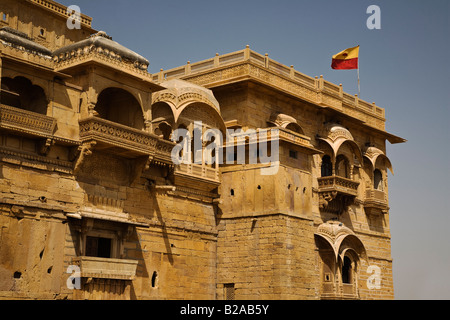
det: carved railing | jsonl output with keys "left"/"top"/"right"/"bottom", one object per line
{"left": 263, "top": 127, "right": 312, "bottom": 148}
{"left": 318, "top": 176, "right": 360, "bottom": 213}
{"left": 153, "top": 47, "right": 386, "bottom": 123}
{"left": 0, "top": 104, "right": 56, "bottom": 138}
{"left": 318, "top": 175, "right": 359, "bottom": 197}
{"left": 72, "top": 256, "right": 138, "bottom": 280}
{"left": 79, "top": 116, "right": 159, "bottom": 156}
{"left": 321, "top": 283, "right": 358, "bottom": 300}
{"left": 175, "top": 163, "right": 220, "bottom": 183}
{"left": 153, "top": 138, "right": 176, "bottom": 166}
{"left": 342, "top": 283, "right": 355, "bottom": 296}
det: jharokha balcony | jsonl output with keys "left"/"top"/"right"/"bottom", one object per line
{"left": 318, "top": 175, "right": 360, "bottom": 214}
{"left": 364, "top": 189, "right": 389, "bottom": 213}
{"left": 318, "top": 175, "right": 359, "bottom": 196}
{"left": 72, "top": 256, "right": 138, "bottom": 280}
{"left": 0, "top": 104, "right": 57, "bottom": 138}
{"left": 78, "top": 116, "right": 161, "bottom": 158}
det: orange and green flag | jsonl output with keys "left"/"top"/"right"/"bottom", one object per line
{"left": 331, "top": 46, "right": 359, "bottom": 70}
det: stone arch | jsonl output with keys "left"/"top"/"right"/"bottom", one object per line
{"left": 151, "top": 101, "right": 176, "bottom": 140}
{"left": 152, "top": 79, "right": 225, "bottom": 133}
{"left": 314, "top": 220, "right": 367, "bottom": 263}
{"left": 335, "top": 139, "right": 364, "bottom": 166}
{"left": 95, "top": 87, "right": 145, "bottom": 130}
{"left": 363, "top": 146, "right": 394, "bottom": 175}
{"left": 1, "top": 76, "right": 48, "bottom": 115}
{"left": 176, "top": 102, "right": 226, "bottom": 134}
{"left": 317, "top": 124, "right": 363, "bottom": 178}
{"left": 268, "top": 112, "right": 305, "bottom": 134}
{"left": 315, "top": 221, "right": 367, "bottom": 298}
{"left": 1, "top": 69, "right": 50, "bottom": 100}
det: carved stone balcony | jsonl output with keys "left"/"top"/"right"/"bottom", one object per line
{"left": 174, "top": 163, "right": 220, "bottom": 192}
{"left": 318, "top": 175, "right": 359, "bottom": 214}
{"left": 78, "top": 116, "right": 160, "bottom": 158}
{"left": 260, "top": 127, "right": 322, "bottom": 154}
{"left": 364, "top": 189, "right": 389, "bottom": 213}
{"left": 321, "top": 283, "right": 358, "bottom": 300}
{"left": 0, "top": 104, "right": 56, "bottom": 138}
{"left": 72, "top": 256, "right": 138, "bottom": 280}
{"left": 318, "top": 175, "right": 359, "bottom": 196}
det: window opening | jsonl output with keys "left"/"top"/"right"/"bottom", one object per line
{"left": 374, "top": 169, "right": 383, "bottom": 190}
{"left": 86, "top": 236, "right": 112, "bottom": 258}
{"left": 224, "top": 283, "right": 235, "bottom": 300}
{"left": 321, "top": 155, "right": 332, "bottom": 177}
{"left": 342, "top": 256, "right": 352, "bottom": 284}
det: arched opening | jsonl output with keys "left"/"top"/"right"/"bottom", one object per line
{"left": 342, "top": 256, "right": 352, "bottom": 284}
{"left": 315, "top": 234, "right": 337, "bottom": 296}
{"left": 176, "top": 102, "right": 225, "bottom": 169}
{"left": 321, "top": 155, "right": 332, "bottom": 177}
{"left": 151, "top": 271, "right": 158, "bottom": 288}
{"left": 151, "top": 101, "right": 175, "bottom": 140}
{"left": 335, "top": 155, "right": 350, "bottom": 178}
{"left": 95, "top": 88, "right": 144, "bottom": 130}
{"left": 285, "top": 122, "right": 304, "bottom": 135}
{"left": 154, "top": 122, "right": 172, "bottom": 140}
{"left": 1, "top": 76, "right": 48, "bottom": 115}
{"left": 374, "top": 169, "right": 383, "bottom": 190}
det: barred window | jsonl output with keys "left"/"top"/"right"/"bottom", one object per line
{"left": 224, "top": 283, "right": 235, "bottom": 300}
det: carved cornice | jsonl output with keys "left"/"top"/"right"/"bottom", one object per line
{"left": 53, "top": 32, "right": 152, "bottom": 79}
{"left": 0, "top": 146, "right": 73, "bottom": 173}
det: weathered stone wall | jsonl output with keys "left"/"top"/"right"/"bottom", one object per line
{"left": 217, "top": 214, "right": 318, "bottom": 300}
{"left": 0, "top": 0, "right": 398, "bottom": 300}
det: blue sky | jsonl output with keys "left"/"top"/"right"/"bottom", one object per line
{"left": 58, "top": 0, "right": 450, "bottom": 299}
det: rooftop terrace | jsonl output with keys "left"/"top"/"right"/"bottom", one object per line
{"left": 152, "top": 46, "right": 393, "bottom": 135}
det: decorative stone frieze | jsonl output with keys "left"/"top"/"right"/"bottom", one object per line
{"left": 0, "top": 104, "right": 57, "bottom": 138}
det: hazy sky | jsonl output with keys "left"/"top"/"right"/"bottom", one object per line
{"left": 57, "top": 0, "right": 450, "bottom": 299}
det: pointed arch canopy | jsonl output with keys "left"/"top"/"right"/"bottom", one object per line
{"left": 268, "top": 112, "right": 304, "bottom": 134}
{"left": 314, "top": 221, "right": 367, "bottom": 263}
{"left": 151, "top": 79, "right": 225, "bottom": 133}
{"left": 318, "top": 123, "right": 363, "bottom": 164}
{"left": 152, "top": 79, "right": 220, "bottom": 119}
{"left": 364, "top": 146, "right": 394, "bottom": 175}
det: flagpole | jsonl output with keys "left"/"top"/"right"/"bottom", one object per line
{"left": 357, "top": 66, "right": 360, "bottom": 96}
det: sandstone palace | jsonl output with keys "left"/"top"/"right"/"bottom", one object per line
{"left": 0, "top": 0, "right": 405, "bottom": 300}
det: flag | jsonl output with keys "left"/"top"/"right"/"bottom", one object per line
{"left": 331, "top": 46, "right": 359, "bottom": 70}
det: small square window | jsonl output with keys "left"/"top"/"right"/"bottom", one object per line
{"left": 85, "top": 236, "right": 112, "bottom": 258}
{"left": 289, "top": 150, "right": 298, "bottom": 159}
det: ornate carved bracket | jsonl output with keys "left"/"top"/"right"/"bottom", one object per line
{"left": 129, "top": 155, "right": 153, "bottom": 185}
{"left": 73, "top": 141, "right": 97, "bottom": 174}
{"left": 37, "top": 138, "right": 55, "bottom": 156}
